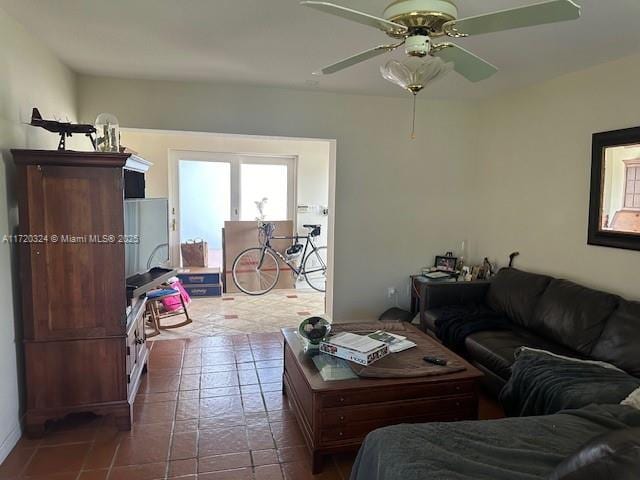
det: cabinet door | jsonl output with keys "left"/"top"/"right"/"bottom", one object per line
{"left": 24, "top": 164, "right": 126, "bottom": 340}
{"left": 135, "top": 312, "right": 148, "bottom": 366}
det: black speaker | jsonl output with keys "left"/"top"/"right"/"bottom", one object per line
{"left": 124, "top": 169, "right": 145, "bottom": 199}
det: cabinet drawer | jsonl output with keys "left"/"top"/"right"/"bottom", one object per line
{"left": 322, "top": 395, "right": 476, "bottom": 427}
{"left": 322, "top": 381, "right": 475, "bottom": 408}
{"left": 25, "top": 338, "right": 126, "bottom": 408}
{"left": 320, "top": 409, "right": 476, "bottom": 444}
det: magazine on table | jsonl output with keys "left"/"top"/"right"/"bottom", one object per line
{"left": 367, "top": 330, "right": 416, "bottom": 353}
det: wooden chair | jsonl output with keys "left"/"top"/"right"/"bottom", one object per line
{"left": 145, "top": 286, "right": 192, "bottom": 336}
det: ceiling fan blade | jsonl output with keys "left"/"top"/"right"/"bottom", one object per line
{"left": 301, "top": 1, "right": 408, "bottom": 36}
{"left": 443, "top": 0, "right": 581, "bottom": 38}
{"left": 432, "top": 43, "right": 498, "bottom": 83}
{"left": 313, "top": 44, "right": 400, "bottom": 75}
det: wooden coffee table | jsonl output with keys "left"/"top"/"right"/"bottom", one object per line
{"left": 281, "top": 323, "right": 483, "bottom": 473}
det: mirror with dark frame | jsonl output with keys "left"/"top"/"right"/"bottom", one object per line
{"left": 589, "top": 126, "right": 640, "bottom": 251}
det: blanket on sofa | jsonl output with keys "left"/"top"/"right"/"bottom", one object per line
{"left": 434, "top": 304, "right": 508, "bottom": 352}
{"left": 350, "top": 404, "right": 640, "bottom": 480}
{"left": 499, "top": 348, "right": 640, "bottom": 417}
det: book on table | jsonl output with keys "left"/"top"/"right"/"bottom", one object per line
{"left": 320, "top": 332, "right": 389, "bottom": 366}
{"left": 367, "top": 330, "right": 417, "bottom": 353}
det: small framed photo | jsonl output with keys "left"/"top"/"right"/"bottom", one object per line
{"left": 434, "top": 255, "right": 457, "bottom": 273}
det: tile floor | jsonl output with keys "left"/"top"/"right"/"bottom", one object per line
{"left": 156, "top": 290, "right": 325, "bottom": 339}
{"left": 0, "top": 333, "right": 504, "bottom": 480}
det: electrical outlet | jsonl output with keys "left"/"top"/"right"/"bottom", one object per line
{"left": 387, "top": 287, "right": 397, "bottom": 299}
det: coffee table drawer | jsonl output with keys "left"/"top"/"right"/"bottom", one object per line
{"left": 321, "top": 395, "right": 475, "bottom": 427}
{"left": 320, "top": 409, "right": 475, "bottom": 443}
{"left": 322, "top": 381, "right": 474, "bottom": 408}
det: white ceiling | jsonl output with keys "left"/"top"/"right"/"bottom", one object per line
{"left": 2, "top": 0, "right": 640, "bottom": 99}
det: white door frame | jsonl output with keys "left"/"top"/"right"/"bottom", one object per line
{"left": 168, "top": 149, "right": 297, "bottom": 268}
{"left": 124, "top": 127, "right": 335, "bottom": 319}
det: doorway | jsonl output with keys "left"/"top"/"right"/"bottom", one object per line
{"left": 175, "top": 151, "right": 296, "bottom": 269}
{"left": 120, "top": 128, "right": 334, "bottom": 337}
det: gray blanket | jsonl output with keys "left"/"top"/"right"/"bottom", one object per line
{"left": 350, "top": 404, "right": 640, "bottom": 480}
{"left": 500, "top": 349, "right": 640, "bottom": 417}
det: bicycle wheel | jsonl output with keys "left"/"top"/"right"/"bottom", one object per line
{"left": 232, "top": 248, "right": 280, "bottom": 295}
{"left": 304, "top": 246, "right": 327, "bottom": 292}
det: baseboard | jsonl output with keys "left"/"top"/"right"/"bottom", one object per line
{"left": 0, "top": 419, "right": 22, "bottom": 464}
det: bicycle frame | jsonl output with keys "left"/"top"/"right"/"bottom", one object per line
{"left": 261, "top": 232, "right": 326, "bottom": 278}
{"left": 232, "top": 223, "right": 328, "bottom": 295}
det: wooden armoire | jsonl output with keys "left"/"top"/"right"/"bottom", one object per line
{"left": 13, "top": 149, "right": 149, "bottom": 436}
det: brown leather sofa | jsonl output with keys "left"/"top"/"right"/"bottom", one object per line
{"left": 420, "top": 268, "right": 640, "bottom": 396}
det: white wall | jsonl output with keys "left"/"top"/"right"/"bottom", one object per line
{"left": 119, "top": 129, "right": 331, "bottom": 246}
{"left": 78, "top": 76, "right": 480, "bottom": 320}
{"left": 0, "top": 7, "right": 78, "bottom": 462}
{"left": 473, "top": 53, "right": 640, "bottom": 301}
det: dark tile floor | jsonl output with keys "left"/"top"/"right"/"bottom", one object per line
{"left": 0, "top": 333, "right": 504, "bottom": 480}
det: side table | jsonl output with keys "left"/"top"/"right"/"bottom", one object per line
{"left": 410, "top": 274, "right": 457, "bottom": 316}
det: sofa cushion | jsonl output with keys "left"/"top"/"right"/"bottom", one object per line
{"left": 548, "top": 427, "right": 640, "bottom": 480}
{"left": 590, "top": 300, "right": 640, "bottom": 377}
{"left": 531, "top": 279, "right": 619, "bottom": 355}
{"left": 465, "top": 327, "right": 579, "bottom": 380}
{"left": 422, "top": 309, "right": 439, "bottom": 332}
{"left": 486, "top": 268, "right": 551, "bottom": 328}
{"left": 423, "top": 281, "right": 490, "bottom": 309}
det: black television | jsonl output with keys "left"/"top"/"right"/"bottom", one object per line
{"left": 124, "top": 198, "right": 170, "bottom": 278}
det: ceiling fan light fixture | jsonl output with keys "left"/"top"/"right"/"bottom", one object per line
{"left": 380, "top": 57, "right": 452, "bottom": 139}
{"left": 380, "top": 56, "right": 452, "bottom": 94}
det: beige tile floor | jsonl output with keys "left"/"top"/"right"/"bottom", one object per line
{"left": 152, "top": 289, "right": 325, "bottom": 339}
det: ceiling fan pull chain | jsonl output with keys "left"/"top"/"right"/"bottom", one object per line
{"left": 411, "top": 93, "right": 417, "bottom": 140}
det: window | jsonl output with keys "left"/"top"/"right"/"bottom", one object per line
{"left": 624, "top": 160, "right": 640, "bottom": 209}
{"left": 240, "top": 163, "right": 290, "bottom": 221}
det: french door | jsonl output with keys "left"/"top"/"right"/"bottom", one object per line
{"left": 169, "top": 151, "right": 296, "bottom": 267}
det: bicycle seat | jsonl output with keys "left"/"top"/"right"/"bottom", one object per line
{"left": 304, "top": 224, "right": 321, "bottom": 237}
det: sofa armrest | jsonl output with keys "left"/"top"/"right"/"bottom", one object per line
{"left": 423, "top": 281, "right": 490, "bottom": 310}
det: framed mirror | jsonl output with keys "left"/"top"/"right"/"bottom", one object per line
{"left": 589, "top": 126, "right": 640, "bottom": 251}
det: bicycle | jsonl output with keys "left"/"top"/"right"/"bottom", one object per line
{"left": 232, "top": 222, "right": 327, "bottom": 295}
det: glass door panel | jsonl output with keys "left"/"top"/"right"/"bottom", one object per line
{"left": 179, "top": 160, "right": 231, "bottom": 268}
{"left": 240, "top": 163, "right": 290, "bottom": 221}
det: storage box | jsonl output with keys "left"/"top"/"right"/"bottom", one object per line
{"left": 320, "top": 333, "right": 389, "bottom": 366}
{"left": 178, "top": 268, "right": 221, "bottom": 285}
{"left": 183, "top": 283, "right": 222, "bottom": 297}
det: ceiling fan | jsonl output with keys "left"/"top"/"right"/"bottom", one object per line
{"left": 302, "top": 0, "right": 582, "bottom": 82}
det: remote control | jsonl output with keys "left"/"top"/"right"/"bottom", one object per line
{"left": 423, "top": 356, "right": 448, "bottom": 366}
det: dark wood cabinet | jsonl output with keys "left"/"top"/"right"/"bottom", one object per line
{"left": 12, "top": 149, "right": 148, "bottom": 436}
